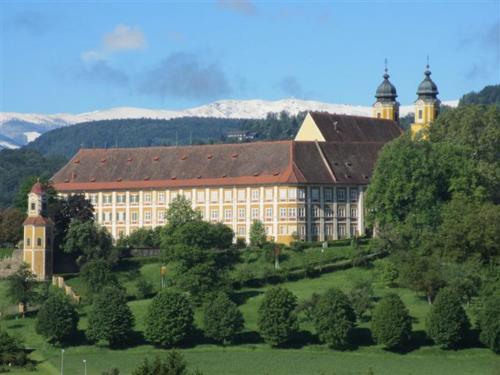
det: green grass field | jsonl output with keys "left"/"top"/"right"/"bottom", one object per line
{"left": 2, "top": 261, "right": 499, "bottom": 375}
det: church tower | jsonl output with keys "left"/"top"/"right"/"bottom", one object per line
{"left": 411, "top": 61, "right": 440, "bottom": 137}
{"left": 372, "top": 61, "right": 399, "bottom": 122}
{"left": 23, "top": 180, "right": 54, "bottom": 280}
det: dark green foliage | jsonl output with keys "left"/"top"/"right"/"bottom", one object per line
{"left": 101, "top": 369, "right": 120, "bottom": 375}
{"left": 478, "top": 294, "right": 500, "bottom": 353}
{"left": 47, "top": 194, "right": 94, "bottom": 253}
{"left": 378, "top": 259, "right": 399, "bottom": 287}
{"left": 145, "top": 290, "right": 194, "bottom": 347}
{"left": 312, "top": 288, "right": 356, "bottom": 349}
{"left": 63, "top": 220, "right": 113, "bottom": 266}
{"left": 80, "top": 259, "right": 118, "bottom": 294}
{"left": 0, "top": 149, "right": 66, "bottom": 209}
{"left": 135, "top": 278, "right": 154, "bottom": 299}
{"left": 165, "top": 220, "right": 233, "bottom": 251}
{"left": 164, "top": 196, "right": 202, "bottom": 230}
{"left": 117, "top": 227, "right": 161, "bottom": 249}
{"left": 35, "top": 290, "right": 79, "bottom": 344}
{"left": 249, "top": 220, "right": 267, "bottom": 248}
{"left": 132, "top": 351, "right": 202, "bottom": 375}
{"left": 459, "top": 85, "right": 500, "bottom": 106}
{"left": 347, "top": 279, "right": 374, "bottom": 321}
{"left": 240, "top": 111, "right": 306, "bottom": 141}
{"left": 426, "top": 288, "right": 470, "bottom": 348}
{"left": 0, "top": 330, "right": 26, "bottom": 366}
{"left": 87, "top": 286, "right": 134, "bottom": 347}
{"left": 257, "top": 287, "right": 298, "bottom": 347}
{"left": 202, "top": 292, "right": 244, "bottom": 344}
{"left": 0, "top": 208, "right": 25, "bottom": 246}
{"left": 7, "top": 263, "right": 38, "bottom": 317}
{"left": 371, "top": 294, "right": 412, "bottom": 349}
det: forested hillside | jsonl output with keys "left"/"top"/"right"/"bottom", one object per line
{"left": 0, "top": 149, "right": 66, "bottom": 209}
{"left": 459, "top": 84, "right": 500, "bottom": 106}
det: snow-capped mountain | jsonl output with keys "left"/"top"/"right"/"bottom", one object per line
{"left": 0, "top": 98, "right": 459, "bottom": 149}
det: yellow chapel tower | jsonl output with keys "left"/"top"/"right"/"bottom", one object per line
{"left": 372, "top": 62, "right": 399, "bottom": 122}
{"left": 22, "top": 180, "right": 54, "bottom": 280}
{"left": 411, "top": 62, "right": 440, "bottom": 137}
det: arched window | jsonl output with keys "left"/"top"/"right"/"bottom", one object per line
{"left": 26, "top": 238, "right": 31, "bottom": 246}
{"left": 37, "top": 238, "right": 42, "bottom": 247}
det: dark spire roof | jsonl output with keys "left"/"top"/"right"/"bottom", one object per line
{"left": 375, "top": 61, "right": 398, "bottom": 102}
{"left": 417, "top": 62, "right": 439, "bottom": 100}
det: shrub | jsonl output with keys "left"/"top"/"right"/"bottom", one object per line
{"left": 0, "top": 330, "right": 25, "bottom": 366}
{"left": 312, "top": 288, "right": 356, "bottom": 349}
{"left": 478, "top": 295, "right": 500, "bottom": 353}
{"left": 378, "top": 260, "right": 399, "bottom": 287}
{"left": 371, "top": 294, "right": 412, "bottom": 349}
{"left": 145, "top": 290, "right": 194, "bottom": 347}
{"left": 257, "top": 287, "right": 298, "bottom": 347}
{"left": 87, "top": 286, "right": 134, "bottom": 347}
{"left": 347, "top": 280, "right": 374, "bottom": 321}
{"left": 426, "top": 287, "right": 470, "bottom": 348}
{"left": 36, "top": 290, "right": 79, "bottom": 344}
{"left": 132, "top": 351, "right": 201, "bottom": 375}
{"left": 203, "top": 293, "right": 244, "bottom": 345}
{"left": 249, "top": 220, "right": 267, "bottom": 248}
{"left": 80, "top": 259, "right": 118, "bottom": 294}
{"left": 135, "top": 278, "right": 154, "bottom": 299}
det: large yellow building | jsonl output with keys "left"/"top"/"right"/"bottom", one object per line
{"left": 50, "top": 112, "right": 401, "bottom": 245}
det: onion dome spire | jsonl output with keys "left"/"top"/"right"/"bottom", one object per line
{"left": 375, "top": 59, "right": 398, "bottom": 102}
{"left": 417, "top": 56, "right": 439, "bottom": 100}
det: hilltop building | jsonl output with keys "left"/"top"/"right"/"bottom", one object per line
{"left": 22, "top": 181, "right": 53, "bottom": 280}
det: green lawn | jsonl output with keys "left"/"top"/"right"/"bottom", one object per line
{"left": 2, "top": 262, "right": 499, "bottom": 375}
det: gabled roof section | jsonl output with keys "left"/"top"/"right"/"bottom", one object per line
{"left": 307, "top": 112, "right": 402, "bottom": 142}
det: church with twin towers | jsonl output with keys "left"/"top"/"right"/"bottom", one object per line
{"left": 24, "top": 63, "right": 440, "bottom": 280}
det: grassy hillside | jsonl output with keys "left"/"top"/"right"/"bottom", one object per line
{"left": 2, "top": 258, "right": 498, "bottom": 375}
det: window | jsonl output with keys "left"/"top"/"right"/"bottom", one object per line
{"left": 224, "top": 209, "right": 232, "bottom": 221}
{"left": 325, "top": 206, "right": 333, "bottom": 217}
{"left": 131, "top": 212, "right": 139, "bottom": 223}
{"left": 337, "top": 206, "right": 346, "bottom": 218}
{"left": 312, "top": 225, "right": 319, "bottom": 235}
{"left": 116, "top": 212, "right": 126, "bottom": 221}
{"left": 37, "top": 238, "right": 42, "bottom": 247}
{"left": 238, "top": 208, "right": 245, "bottom": 220}
{"left": 338, "top": 224, "right": 346, "bottom": 238}
{"left": 237, "top": 226, "right": 246, "bottom": 236}
{"left": 298, "top": 207, "right": 306, "bottom": 218}
{"left": 158, "top": 192, "right": 165, "bottom": 204}
{"left": 199, "top": 209, "right": 205, "bottom": 219}
{"left": 251, "top": 189, "right": 260, "bottom": 201}
{"left": 280, "top": 207, "right": 287, "bottom": 219}
{"left": 251, "top": 207, "right": 259, "bottom": 220}
{"left": 298, "top": 188, "right": 306, "bottom": 201}
{"left": 311, "top": 188, "right": 320, "bottom": 201}
{"left": 210, "top": 190, "right": 219, "bottom": 203}
{"left": 211, "top": 210, "right": 219, "bottom": 220}
{"left": 325, "top": 224, "right": 333, "bottom": 236}
{"left": 144, "top": 193, "right": 152, "bottom": 204}
{"left": 237, "top": 189, "right": 246, "bottom": 202}
{"left": 103, "top": 194, "right": 112, "bottom": 205}
{"left": 170, "top": 191, "right": 178, "bottom": 202}
{"left": 265, "top": 189, "right": 273, "bottom": 201}
{"left": 224, "top": 190, "right": 232, "bottom": 202}
{"left": 90, "top": 194, "right": 98, "bottom": 205}
{"left": 279, "top": 225, "right": 287, "bottom": 235}
{"left": 144, "top": 211, "right": 152, "bottom": 222}
{"left": 288, "top": 188, "right": 297, "bottom": 201}
{"left": 350, "top": 224, "right": 358, "bottom": 237}
{"left": 299, "top": 225, "right": 306, "bottom": 237}
{"left": 183, "top": 191, "right": 192, "bottom": 201}
{"left": 377, "top": 112, "right": 381, "bottom": 119}
{"left": 279, "top": 189, "right": 287, "bottom": 201}
{"left": 30, "top": 203, "right": 36, "bottom": 211}
{"left": 158, "top": 211, "right": 165, "bottom": 222}
{"left": 26, "top": 238, "right": 31, "bottom": 246}
{"left": 130, "top": 194, "right": 139, "bottom": 204}
{"left": 197, "top": 191, "right": 205, "bottom": 203}
{"left": 288, "top": 207, "right": 296, "bottom": 218}
{"left": 116, "top": 194, "right": 126, "bottom": 204}
{"left": 313, "top": 205, "right": 321, "bottom": 218}
{"left": 337, "top": 188, "right": 346, "bottom": 202}
{"left": 350, "top": 206, "right": 358, "bottom": 218}
{"left": 350, "top": 189, "right": 358, "bottom": 202}
{"left": 324, "top": 188, "right": 333, "bottom": 202}
{"left": 418, "top": 109, "right": 423, "bottom": 119}
{"left": 265, "top": 207, "right": 273, "bottom": 219}
{"left": 265, "top": 226, "right": 272, "bottom": 235}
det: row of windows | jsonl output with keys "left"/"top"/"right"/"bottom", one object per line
{"left": 88, "top": 187, "right": 360, "bottom": 206}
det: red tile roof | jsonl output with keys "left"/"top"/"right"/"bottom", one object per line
{"left": 30, "top": 181, "right": 44, "bottom": 195}
{"left": 23, "top": 216, "right": 53, "bottom": 226}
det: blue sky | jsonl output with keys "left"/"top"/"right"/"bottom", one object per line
{"left": 1, "top": 0, "right": 499, "bottom": 113}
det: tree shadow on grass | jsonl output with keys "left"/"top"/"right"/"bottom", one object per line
{"left": 231, "top": 290, "right": 263, "bottom": 306}
{"left": 350, "top": 327, "right": 374, "bottom": 349}
{"left": 233, "top": 330, "right": 263, "bottom": 345}
{"left": 285, "top": 330, "right": 319, "bottom": 349}
{"left": 385, "top": 330, "right": 432, "bottom": 354}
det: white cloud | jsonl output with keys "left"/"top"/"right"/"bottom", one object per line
{"left": 82, "top": 24, "right": 146, "bottom": 62}
{"left": 103, "top": 24, "right": 146, "bottom": 52}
